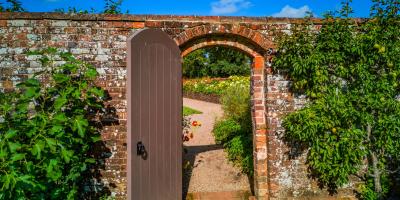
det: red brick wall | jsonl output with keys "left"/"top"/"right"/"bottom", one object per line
{"left": 0, "top": 12, "right": 358, "bottom": 199}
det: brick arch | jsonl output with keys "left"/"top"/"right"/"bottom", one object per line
{"left": 181, "top": 40, "right": 257, "bottom": 58}
{"left": 175, "top": 25, "right": 270, "bottom": 198}
{"left": 180, "top": 39, "right": 265, "bottom": 69}
{"left": 173, "top": 24, "right": 273, "bottom": 57}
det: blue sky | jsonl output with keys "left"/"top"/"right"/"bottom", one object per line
{"left": 14, "top": 0, "right": 373, "bottom": 18}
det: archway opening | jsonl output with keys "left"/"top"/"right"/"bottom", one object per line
{"left": 180, "top": 45, "right": 257, "bottom": 199}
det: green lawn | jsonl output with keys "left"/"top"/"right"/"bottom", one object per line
{"left": 183, "top": 106, "right": 202, "bottom": 116}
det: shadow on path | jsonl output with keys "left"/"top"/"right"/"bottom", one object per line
{"left": 182, "top": 144, "right": 224, "bottom": 199}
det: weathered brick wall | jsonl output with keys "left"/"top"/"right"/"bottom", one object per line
{"left": 0, "top": 12, "right": 358, "bottom": 199}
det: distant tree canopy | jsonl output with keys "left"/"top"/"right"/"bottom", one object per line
{"left": 53, "top": 0, "right": 125, "bottom": 14}
{"left": 183, "top": 46, "right": 251, "bottom": 78}
{"left": 0, "top": 0, "right": 126, "bottom": 14}
{"left": 0, "top": 0, "right": 25, "bottom": 12}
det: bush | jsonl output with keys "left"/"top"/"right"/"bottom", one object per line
{"left": 226, "top": 135, "right": 253, "bottom": 175}
{"left": 212, "top": 83, "right": 253, "bottom": 176}
{"left": 0, "top": 48, "right": 108, "bottom": 199}
{"left": 220, "top": 82, "right": 251, "bottom": 123}
{"left": 213, "top": 119, "right": 241, "bottom": 144}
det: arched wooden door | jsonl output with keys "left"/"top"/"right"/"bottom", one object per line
{"left": 127, "top": 29, "right": 182, "bottom": 200}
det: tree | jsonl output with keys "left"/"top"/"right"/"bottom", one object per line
{"left": 0, "top": 0, "right": 25, "bottom": 12}
{"left": 54, "top": 0, "right": 125, "bottom": 14}
{"left": 273, "top": 0, "right": 400, "bottom": 199}
{"left": 54, "top": 7, "right": 97, "bottom": 14}
{"left": 103, "top": 0, "right": 123, "bottom": 14}
{"left": 182, "top": 46, "right": 251, "bottom": 78}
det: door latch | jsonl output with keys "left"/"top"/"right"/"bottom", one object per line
{"left": 137, "top": 141, "right": 146, "bottom": 156}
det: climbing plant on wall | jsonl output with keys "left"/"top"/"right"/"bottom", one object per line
{"left": 274, "top": 0, "right": 400, "bottom": 199}
{"left": 0, "top": 48, "right": 109, "bottom": 199}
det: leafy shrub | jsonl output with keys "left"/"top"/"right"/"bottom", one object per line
{"left": 0, "top": 48, "right": 108, "bottom": 199}
{"left": 225, "top": 135, "right": 253, "bottom": 175}
{"left": 212, "top": 83, "right": 253, "bottom": 176}
{"left": 213, "top": 119, "right": 241, "bottom": 144}
{"left": 220, "top": 83, "right": 251, "bottom": 123}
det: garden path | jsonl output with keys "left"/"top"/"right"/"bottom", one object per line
{"left": 182, "top": 98, "right": 251, "bottom": 199}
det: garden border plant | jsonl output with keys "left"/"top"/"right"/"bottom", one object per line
{"left": 212, "top": 82, "right": 253, "bottom": 177}
{"left": 0, "top": 48, "right": 112, "bottom": 199}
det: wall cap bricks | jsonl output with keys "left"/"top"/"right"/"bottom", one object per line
{"left": 0, "top": 12, "right": 368, "bottom": 24}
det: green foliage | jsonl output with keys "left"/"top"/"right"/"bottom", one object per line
{"left": 0, "top": 0, "right": 25, "bottom": 12}
{"left": 220, "top": 83, "right": 251, "bottom": 123}
{"left": 54, "top": 0, "right": 126, "bottom": 14}
{"left": 103, "top": 0, "right": 123, "bottom": 14}
{"left": 183, "top": 76, "right": 249, "bottom": 96}
{"left": 182, "top": 49, "right": 209, "bottom": 78}
{"left": 0, "top": 48, "right": 108, "bottom": 199}
{"left": 213, "top": 83, "right": 253, "bottom": 175}
{"left": 213, "top": 119, "right": 242, "bottom": 144}
{"left": 183, "top": 47, "right": 251, "bottom": 78}
{"left": 183, "top": 106, "right": 202, "bottom": 116}
{"left": 54, "top": 7, "right": 97, "bottom": 14}
{"left": 359, "top": 174, "right": 391, "bottom": 200}
{"left": 274, "top": 0, "right": 400, "bottom": 197}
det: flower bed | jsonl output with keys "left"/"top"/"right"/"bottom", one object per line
{"left": 183, "top": 76, "right": 250, "bottom": 96}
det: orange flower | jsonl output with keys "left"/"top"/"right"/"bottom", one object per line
{"left": 192, "top": 121, "right": 198, "bottom": 126}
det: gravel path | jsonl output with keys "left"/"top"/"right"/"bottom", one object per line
{"left": 182, "top": 98, "right": 251, "bottom": 196}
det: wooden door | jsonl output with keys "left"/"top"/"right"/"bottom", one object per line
{"left": 127, "top": 29, "right": 182, "bottom": 200}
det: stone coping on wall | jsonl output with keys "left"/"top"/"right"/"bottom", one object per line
{"left": 0, "top": 12, "right": 367, "bottom": 24}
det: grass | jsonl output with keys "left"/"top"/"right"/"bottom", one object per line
{"left": 183, "top": 106, "right": 202, "bottom": 116}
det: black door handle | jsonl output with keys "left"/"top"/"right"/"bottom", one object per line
{"left": 137, "top": 141, "right": 146, "bottom": 155}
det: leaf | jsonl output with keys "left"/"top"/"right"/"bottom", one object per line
{"left": 1, "top": 174, "right": 12, "bottom": 190}
{"left": 89, "top": 87, "right": 104, "bottom": 98}
{"left": 84, "top": 67, "right": 98, "bottom": 79}
{"left": 4, "top": 130, "right": 17, "bottom": 139}
{"left": 72, "top": 116, "right": 88, "bottom": 137}
{"left": 61, "top": 148, "right": 74, "bottom": 164}
{"left": 25, "top": 78, "right": 40, "bottom": 87}
{"left": 11, "top": 153, "right": 25, "bottom": 162}
{"left": 23, "top": 87, "right": 39, "bottom": 99}
{"left": 8, "top": 142, "right": 22, "bottom": 153}
{"left": 53, "top": 113, "right": 67, "bottom": 123}
{"left": 53, "top": 74, "right": 70, "bottom": 84}
{"left": 45, "top": 138, "right": 57, "bottom": 151}
{"left": 0, "top": 148, "right": 8, "bottom": 159}
{"left": 18, "top": 175, "right": 35, "bottom": 187}
{"left": 85, "top": 158, "right": 96, "bottom": 164}
{"left": 31, "top": 140, "right": 45, "bottom": 159}
{"left": 46, "top": 159, "right": 62, "bottom": 181}
{"left": 49, "top": 125, "right": 63, "bottom": 135}
{"left": 91, "top": 135, "right": 102, "bottom": 142}
{"left": 54, "top": 96, "right": 67, "bottom": 110}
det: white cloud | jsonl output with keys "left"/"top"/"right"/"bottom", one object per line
{"left": 211, "top": 0, "right": 252, "bottom": 15}
{"left": 272, "top": 5, "right": 313, "bottom": 18}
